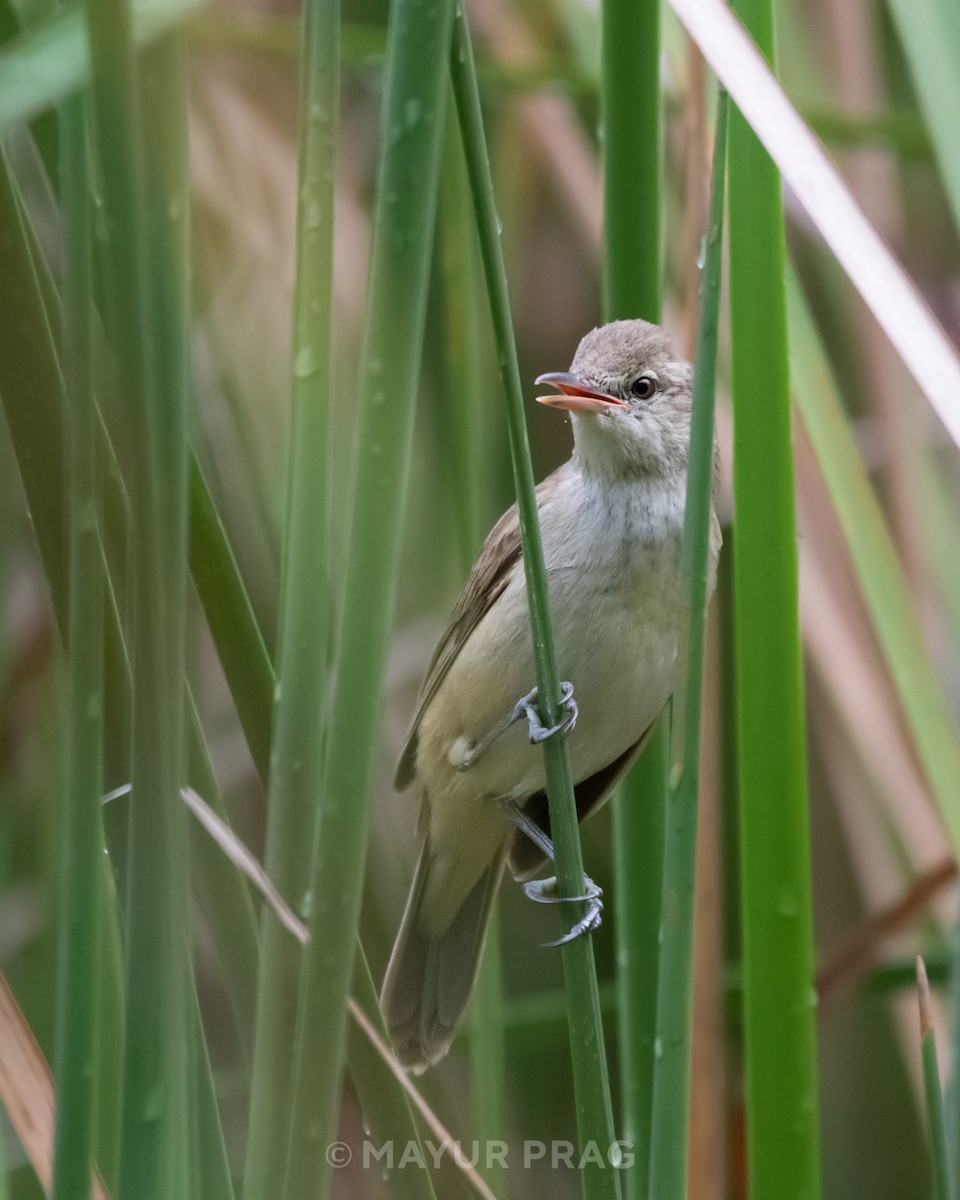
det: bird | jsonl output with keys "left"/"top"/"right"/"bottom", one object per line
{"left": 381, "top": 318, "right": 721, "bottom": 1072}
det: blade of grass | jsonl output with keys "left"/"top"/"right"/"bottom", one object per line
{"left": 450, "top": 9, "right": 621, "bottom": 1199}
{"left": 51, "top": 73, "right": 102, "bottom": 1200}
{"left": 725, "top": 0, "right": 821, "bottom": 1193}
{"left": 188, "top": 459, "right": 274, "bottom": 783}
{"left": 279, "top": 0, "right": 456, "bottom": 1191}
{"left": 647, "top": 92, "right": 726, "bottom": 1200}
{"left": 883, "top": 0, "right": 960, "bottom": 234}
{"left": 918, "top": 957, "right": 955, "bottom": 1200}
{"left": 84, "top": 6, "right": 192, "bottom": 1193}
{"left": 600, "top": 0, "right": 663, "bottom": 1192}
{"left": 240, "top": 0, "right": 337, "bottom": 1176}
{"left": 786, "top": 272, "right": 960, "bottom": 859}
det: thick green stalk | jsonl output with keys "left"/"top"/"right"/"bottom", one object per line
{"left": 601, "top": 0, "right": 660, "bottom": 321}
{"left": 280, "top": 0, "right": 454, "bottom": 1191}
{"left": 450, "top": 10, "right": 620, "bottom": 1199}
{"left": 647, "top": 94, "right": 727, "bottom": 1200}
{"left": 600, "top": 0, "right": 662, "bottom": 1191}
{"left": 51, "top": 83, "right": 102, "bottom": 1200}
{"left": 83, "top": 6, "right": 192, "bottom": 1195}
{"left": 727, "top": 0, "right": 821, "bottom": 1194}
{"left": 241, "top": 0, "right": 337, "bottom": 1182}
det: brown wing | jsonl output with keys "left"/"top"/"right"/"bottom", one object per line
{"left": 394, "top": 463, "right": 573, "bottom": 791}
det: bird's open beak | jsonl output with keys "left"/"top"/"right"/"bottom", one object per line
{"left": 534, "top": 372, "right": 629, "bottom": 414}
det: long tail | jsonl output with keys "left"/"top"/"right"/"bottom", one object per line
{"left": 380, "top": 842, "right": 505, "bottom": 1073}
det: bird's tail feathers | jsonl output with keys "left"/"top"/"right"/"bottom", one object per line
{"left": 380, "top": 840, "right": 505, "bottom": 1073}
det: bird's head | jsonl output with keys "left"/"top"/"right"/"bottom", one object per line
{"left": 536, "top": 319, "right": 693, "bottom": 480}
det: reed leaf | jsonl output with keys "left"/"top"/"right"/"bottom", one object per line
{"left": 726, "top": 0, "right": 821, "bottom": 1194}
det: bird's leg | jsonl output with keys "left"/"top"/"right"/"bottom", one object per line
{"left": 504, "top": 800, "right": 603, "bottom": 946}
{"left": 457, "top": 682, "right": 578, "bottom": 771}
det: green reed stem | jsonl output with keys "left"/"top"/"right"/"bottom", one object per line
{"left": 440, "top": 114, "right": 506, "bottom": 1195}
{"left": 600, "top": 0, "right": 662, "bottom": 1191}
{"left": 727, "top": 0, "right": 821, "bottom": 1194}
{"left": 51, "top": 81, "right": 102, "bottom": 1200}
{"left": 601, "top": 0, "right": 660, "bottom": 321}
{"left": 241, "top": 0, "right": 337, "bottom": 1182}
{"left": 84, "top": 8, "right": 192, "bottom": 1193}
{"left": 647, "top": 93, "right": 726, "bottom": 1200}
{"left": 450, "top": 9, "right": 620, "bottom": 1199}
{"left": 280, "top": 0, "right": 454, "bottom": 1191}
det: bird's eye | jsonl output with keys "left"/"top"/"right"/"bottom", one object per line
{"left": 631, "top": 375, "right": 657, "bottom": 400}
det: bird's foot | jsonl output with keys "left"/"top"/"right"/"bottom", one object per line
{"left": 456, "top": 682, "right": 577, "bottom": 772}
{"left": 512, "top": 681, "right": 578, "bottom": 744}
{"left": 523, "top": 873, "right": 603, "bottom": 946}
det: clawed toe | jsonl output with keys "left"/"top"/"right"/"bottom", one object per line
{"left": 522, "top": 873, "right": 603, "bottom": 945}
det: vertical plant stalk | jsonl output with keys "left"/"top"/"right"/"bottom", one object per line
{"left": 727, "top": 0, "right": 821, "bottom": 1194}
{"left": 647, "top": 93, "right": 727, "bottom": 1200}
{"left": 601, "top": 0, "right": 663, "bottom": 1190}
{"left": 450, "top": 10, "right": 621, "bottom": 1200}
{"left": 280, "top": 0, "right": 455, "bottom": 1191}
{"left": 241, "top": 0, "right": 337, "bottom": 1184}
{"left": 439, "top": 109, "right": 506, "bottom": 1197}
{"left": 84, "top": 5, "right": 192, "bottom": 1195}
{"left": 601, "top": 0, "right": 660, "bottom": 321}
{"left": 918, "top": 958, "right": 954, "bottom": 1200}
{"left": 51, "top": 85, "right": 103, "bottom": 1200}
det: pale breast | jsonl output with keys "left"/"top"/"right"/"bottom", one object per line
{"left": 418, "top": 468, "right": 687, "bottom": 805}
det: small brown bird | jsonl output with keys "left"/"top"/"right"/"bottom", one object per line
{"left": 381, "top": 319, "right": 721, "bottom": 1071}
